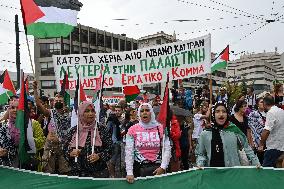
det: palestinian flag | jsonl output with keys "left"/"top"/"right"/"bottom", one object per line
{"left": 0, "top": 86, "right": 13, "bottom": 105}
{"left": 211, "top": 45, "right": 229, "bottom": 73}
{"left": 16, "top": 74, "right": 31, "bottom": 164}
{"left": 60, "top": 71, "right": 70, "bottom": 107}
{"left": 157, "top": 75, "right": 171, "bottom": 137}
{"left": 73, "top": 75, "right": 86, "bottom": 112}
{"left": 0, "top": 70, "right": 16, "bottom": 95}
{"left": 94, "top": 66, "right": 105, "bottom": 123}
{"left": 93, "top": 65, "right": 104, "bottom": 102}
{"left": 20, "top": 0, "right": 82, "bottom": 38}
{"left": 0, "top": 70, "right": 16, "bottom": 105}
{"left": 71, "top": 75, "right": 86, "bottom": 129}
{"left": 123, "top": 85, "right": 140, "bottom": 103}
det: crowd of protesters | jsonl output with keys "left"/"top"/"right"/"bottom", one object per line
{"left": 0, "top": 80, "right": 283, "bottom": 183}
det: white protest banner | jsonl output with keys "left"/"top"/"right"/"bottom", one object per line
{"left": 102, "top": 96, "right": 124, "bottom": 104}
{"left": 53, "top": 34, "right": 211, "bottom": 90}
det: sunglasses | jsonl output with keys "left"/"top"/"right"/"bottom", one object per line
{"left": 140, "top": 109, "right": 150, "bottom": 113}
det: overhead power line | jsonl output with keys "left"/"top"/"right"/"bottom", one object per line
{"left": 0, "top": 18, "right": 14, "bottom": 23}
{"left": 0, "top": 40, "right": 34, "bottom": 46}
{"left": 177, "top": 0, "right": 265, "bottom": 21}
{"left": 233, "top": 22, "right": 269, "bottom": 43}
{"left": 176, "top": 22, "right": 263, "bottom": 35}
{"left": 208, "top": 0, "right": 265, "bottom": 20}
{"left": 0, "top": 3, "right": 19, "bottom": 10}
{"left": 0, "top": 59, "right": 16, "bottom": 64}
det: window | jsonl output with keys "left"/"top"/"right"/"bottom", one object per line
{"left": 40, "top": 43, "right": 60, "bottom": 57}
{"left": 113, "top": 38, "right": 119, "bottom": 50}
{"left": 120, "top": 39, "right": 125, "bottom": 51}
{"left": 63, "top": 44, "right": 70, "bottom": 55}
{"left": 81, "top": 29, "right": 88, "bottom": 43}
{"left": 133, "top": 43, "right": 138, "bottom": 50}
{"left": 90, "top": 48, "right": 97, "bottom": 53}
{"left": 40, "top": 62, "right": 55, "bottom": 76}
{"left": 41, "top": 80, "right": 56, "bottom": 89}
{"left": 106, "top": 35, "right": 112, "bottom": 48}
{"left": 90, "top": 32, "right": 96, "bottom": 46}
{"left": 72, "top": 28, "right": 79, "bottom": 42}
{"left": 82, "top": 47, "right": 88, "bottom": 54}
{"left": 72, "top": 45, "right": 80, "bottom": 54}
{"left": 126, "top": 41, "right": 132, "bottom": 51}
{"left": 156, "top": 39, "right": 162, "bottom": 45}
{"left": 98, "top": 34, "right": 104, "bottom": 47}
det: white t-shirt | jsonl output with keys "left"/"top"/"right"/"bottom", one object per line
{"left": 192, "top": 113, "right": 204, "bottom": 139}
{"left": 264, "top": 106, "right": 284, "bottom": 151}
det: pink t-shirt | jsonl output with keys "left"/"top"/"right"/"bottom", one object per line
{"left": 127, "top": 123, "right": 163, "bottom": 162}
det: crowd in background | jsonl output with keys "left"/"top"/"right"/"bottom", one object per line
{"left": 0, "top": 80, "right": 283, "bottom": 183}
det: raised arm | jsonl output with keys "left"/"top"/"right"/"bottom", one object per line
{"left": 33, "top": 81, "right": 50, "bottom": 117}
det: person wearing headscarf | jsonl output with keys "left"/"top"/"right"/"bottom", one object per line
{"left": 125, "top": 103, "right": 171, "bottom": 184}
{"left": 0, "top": 99, "right": 45, "bottom": 170}
{"left": 195, "top": 101, "right": 260, "bottom": 167}
{"left": 0, "top": 100, "right": 18, "bottom": 167}
{"left": 66, "top": 101, "right": 112, "bottom": 177}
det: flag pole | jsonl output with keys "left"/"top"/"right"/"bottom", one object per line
{"left": 75, "top": 74, "right": 80, "bottom": 163}
{"left": 92, "top": 65, "right": 104, "bottom": 154}
{"left": 25, "top": 34, "right": 35, "bottom": 76}
{"left": 209, "top": 73, "right": 213, "bottom": 121}
{"left": 161, "top": 73, "right": 170, "bottom": 167}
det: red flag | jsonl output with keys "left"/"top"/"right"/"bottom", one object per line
{"left": 157, "top": 75, "right": 170, "bottom": 135}
{"left": 80, "top": 82, "right": 86, "bottom": 102}
{"left": 3, "top": 70, "right": 16, "bottom": 95}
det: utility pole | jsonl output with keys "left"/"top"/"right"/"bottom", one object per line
{"left": 15, "top": 14, "right": 21, "bottom": 89}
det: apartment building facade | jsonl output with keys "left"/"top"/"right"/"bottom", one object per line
{"left": 34, "top": 25, "right": 138, "bottom": 96}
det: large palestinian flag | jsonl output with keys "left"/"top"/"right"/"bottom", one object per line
{"left": 211, "top": 45, "right": 229, "bottom": 73}
{"left": 16, "top": 75, "right": 32, "bottom": 164}
{"left": 20, "top": 0, "right": 82, "bottom": 38}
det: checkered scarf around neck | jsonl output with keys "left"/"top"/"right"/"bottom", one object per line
{"left": 138, "top": 103, "right": 160, "bottom": 129}
{"left": 211, "top": 101, "right": 230, "bottom": 129}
